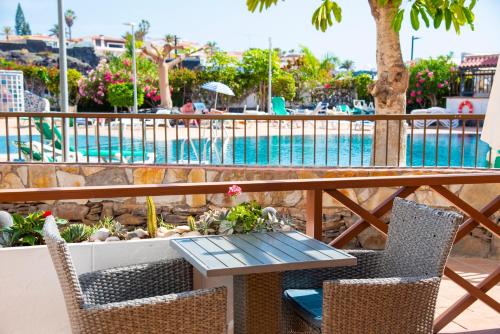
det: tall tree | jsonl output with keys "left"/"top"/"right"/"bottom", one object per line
{"left": 15, "top": 3, "right": 31, "bottom": 35}
{"left": 142, "top": 42, "right": 207, "bottom": 108}
{"left": 340, "top": 59, "right": 355, "bottom": 71}
{"left": 135, "top": 19, "right": 150, "bottom": 42}
{"left": 207, "top": 41, "right": 219, "bottom": 56}
{"left": 246, "top": 0, "right": 476, "bottom": 165}
{"left": 49, "top": 24, "right": 60, "bottom": 38}
{"left": 240, "top": 48, "right": 281, "bottom": 107}
{"left": 2, "top": 26, "right": 13, "bottom": 40}
{"left": 64, "top": 9, "right": 76, "bottom": 40}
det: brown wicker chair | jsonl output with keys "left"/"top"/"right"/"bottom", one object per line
{"left": 282, "top": 198, "right": 462, "bottom": 334}
{"left": 43, "top": 218, "right": 227, "bottom": 334}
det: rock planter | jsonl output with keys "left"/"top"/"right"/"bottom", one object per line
{"left": 0, "top": 239, "right": 181, "bottom": 333}
{"left": 0, "top": 236, "right": 237, "bottom": 334}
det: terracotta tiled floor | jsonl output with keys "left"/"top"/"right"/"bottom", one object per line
{"left": 437, "top": 257, "right": 500, "bottom": 333}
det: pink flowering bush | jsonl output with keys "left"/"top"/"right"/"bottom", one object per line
{"left": 406, "top": 55, "right": 456, "bottom": 110}
{"left": 78, "top": 55, "right": 161, "bottom": 108}
{"left": 78, "top": 59, "right": 110, "bottom": 105}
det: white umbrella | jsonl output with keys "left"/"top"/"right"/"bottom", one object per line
{"left": 201, "top": 82, "right": 235, "bottom": 110}
{"left": 481, "top": 59, "right": 500, "bottom": 166}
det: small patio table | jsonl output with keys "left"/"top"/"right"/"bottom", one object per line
{"left": 171, "top": 231, "right": 357, "bottom": 334}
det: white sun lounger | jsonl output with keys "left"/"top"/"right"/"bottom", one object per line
{"left": 410, "top": 107, "right": 458, "bottom": 129}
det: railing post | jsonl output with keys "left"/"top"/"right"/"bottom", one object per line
{"left": 306, "top": 189, "right": 323, "bottom": 240}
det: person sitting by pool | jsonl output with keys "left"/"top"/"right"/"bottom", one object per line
{"left": 180, "top": 97, "right": 197, "bottom": 127}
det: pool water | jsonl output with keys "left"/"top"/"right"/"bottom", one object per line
{"left": 2, "top": 133, "right": 490, "bottom": 167}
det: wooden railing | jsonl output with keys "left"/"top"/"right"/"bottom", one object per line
{"left": 0, "top": 172, "right": 498, "bottom": 332}
{"left": 0, "top": 111, "right": 492, "bottom": 168}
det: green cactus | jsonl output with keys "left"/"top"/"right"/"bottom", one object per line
{"left": 146, "top": 196, "right": 157, "bottom": 238}
{"left": 187, "top": 216, "right": 196, "bottom": 232}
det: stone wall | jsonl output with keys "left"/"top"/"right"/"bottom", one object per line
{"left": 0, "top": 164, "right": 498, "bottom": 259}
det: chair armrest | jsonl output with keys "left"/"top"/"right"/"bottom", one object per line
{"left": 282, "top": 250, "right": 383, "bottom": 289}
{"left": 79, "top": 258, "right": 193, "bottom": 305}
{"left": 82, "top": 287, "right": 227, "bottom": 333}
{"left": 322, "top": 276, "right": 441, "bottom": 334}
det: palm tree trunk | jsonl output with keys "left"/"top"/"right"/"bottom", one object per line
{"left": 159, "top": 62, "right": 173, "bottom": 109}
{"left": 369, "top": 0, "right": 408, "bottom": 166}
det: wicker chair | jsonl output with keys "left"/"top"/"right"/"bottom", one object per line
{"left": 42, "top": 218, "right": 227, "bottom": 334}
{"left": 282, "top": 198, "right": 462, "bottom": 334}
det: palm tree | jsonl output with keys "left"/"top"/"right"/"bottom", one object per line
{"left": 320, "top": 53, "right": 340, "bottom": 73}
{"left": 164, "top": 34, "right": 175, "bottom": 44}
{"left": 2, "top": 26, "right": 12, "bottom": 40}
{"left": 164, "top": 34, "right": 176, "bottom": 57}
{"left": 135, "top": 19, "right": 150, "bottom": 41}
{"left": 340, "top": 59, "right": 355, "bottom": 72}
{"left": 64, "top": 9, "right": 76, "bottom": 40}
{"left": 49, "top": 24, "right": 60, "bottom": 38}
{"left": 207, "top": 41, "right": 219, "bottom": 56}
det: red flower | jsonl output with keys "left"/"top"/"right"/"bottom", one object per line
{"left": 42, "top": 210, "right": 52, "bottom": 218}
{"left": 227, "top": 185, "right": 242, "bottom": 198}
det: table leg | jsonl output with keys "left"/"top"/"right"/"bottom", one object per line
{"left": 233, "top": 272, "right": 282, "bottom": 334}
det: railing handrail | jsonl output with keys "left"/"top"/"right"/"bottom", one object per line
{"left": 0, "top": 111, "right": 486, "bottom": 121}
{"left": 0, "top": 172, "right": 497, "bottom": 202}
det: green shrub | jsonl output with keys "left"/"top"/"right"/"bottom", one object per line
{"left": 273, "top": 72, "right": 296, "bottom": 101}
{"left": 353, "top": 74, "right": 374, "bottom": 101}
{"left": 107, "top": 82, "right": 144, "bottom": 108}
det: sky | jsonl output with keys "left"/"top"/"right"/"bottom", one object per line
{"left": 1, "top": 0, "right": 499, "bottom": 70}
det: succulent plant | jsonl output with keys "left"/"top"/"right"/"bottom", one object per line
{"left": 187, "top": 216, "right": 196, "bottom": 231}
{"left": 95, "top": 216, "right": 127, "bottom": 239}
{"left": 146, "top": 196, "right": 157, "bottom": 238}
{"left": 60, "top": 224, "right": 93, "bottom": 243}
{"left": 197, "top": 209, "right": 226, "bottom": 235}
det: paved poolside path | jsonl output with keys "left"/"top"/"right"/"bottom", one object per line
{"left": 438, "top": 256, "right": 500, "bottom": 333}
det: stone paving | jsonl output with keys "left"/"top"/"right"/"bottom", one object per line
{"left": 438, "top": 257, "right": 499, "bottom": 333}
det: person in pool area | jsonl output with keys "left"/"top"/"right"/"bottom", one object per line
{"left": 180, "top": 97, "right": 197, "bottom": 127}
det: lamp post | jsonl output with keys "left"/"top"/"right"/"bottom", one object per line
{"left": 57, "top": 0, "right": 70, "bottom": 160}
{"left": 124, "top": 22, "right": 138, "bottom": 113}
{"left": 410, "top": 35, "right": 421, "bottom": 61}
{"left": 268, "top": 37, "right": 272, "bottom": 114}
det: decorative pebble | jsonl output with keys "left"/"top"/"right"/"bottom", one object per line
{"left": 126, "top": 232, "right": 138, "bottom": 240}
{"left": 174, "top": 225, "right": 191, "bottom": 233}
{"left": 133, "top": 228, "right": 149, "bottom": 238}
{"left": 89, "top": 228, "right": 110, "bottom": 242}
{"left": 166, "top": 233, "right": 181, "bottom": 239}
{"left": 0, "top": 211, "right": 13, "bottom": 229}
{"left": 105, "top": 236, "right": 120, "bottom": 242}
{"left": 183, "top": 231, "right": 202, "bottom": 237}
{"left": 157, "top": 227, "right": 170, "bottom": 234}
{"left": 130, "top": 237, "right": 141, "bottom": 241}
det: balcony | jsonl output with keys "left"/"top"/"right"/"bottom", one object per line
{"left": 0, "top": 172, "right": 498, "bottom": 333}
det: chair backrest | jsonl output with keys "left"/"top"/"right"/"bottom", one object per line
{"left": 381, "top": 198, "right": 462, "bottom": 278}
{"left": 272, "top": 96, "right": 288, "bottom": 115}
{"left": 43, "top": 217, "right": 84, "bottom": 322}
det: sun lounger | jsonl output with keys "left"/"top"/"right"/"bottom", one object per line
{"left": 410, "top": 107, "right": 458, "bottom": 128}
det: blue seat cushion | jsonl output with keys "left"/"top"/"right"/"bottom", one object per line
{"left": 284, "top": 288, "right": 323, "bottom": 328}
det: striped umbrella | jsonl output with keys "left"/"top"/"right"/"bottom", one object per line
{"left": 201, "top": 81, "right": 235, "bottom": 110}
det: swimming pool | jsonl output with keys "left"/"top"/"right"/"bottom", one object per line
{"left": 2, "top": 133, "right": 490, "bottom": 167}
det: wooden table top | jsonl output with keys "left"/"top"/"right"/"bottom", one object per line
{"left": 170, "top": 231, "right": 357, "bottom": 277}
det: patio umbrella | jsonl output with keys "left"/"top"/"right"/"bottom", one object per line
{"left": 201, "top": 81, "right": 235, "bottom": 110}
{"left": 480, "top": 59, "right": 500, "bottom": 166}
